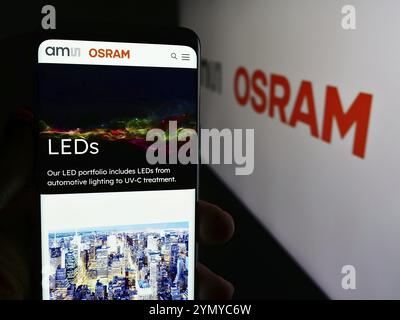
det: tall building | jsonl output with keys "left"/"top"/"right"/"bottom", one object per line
{"left": 174, "top": 255, "right": 188, "bottom": 294}
{"left": 165, "top": 233, "right": 171, "bottom": 245}
{"left": 89, "top": 245, "right": 96, "bottom": 263}
{"left": 55, "top": 266, "right": 68, "bottom": 289}
{"left": 65, "top": 251, "right": 77, "bottom": 282}
{"left": 61, "top": 247, "right": 67, "bottom": 268}
{"left": 83, "top": 249, "right": 89, "bottom": 270}
{"left": 147, "top": 235, "right": 158, "bottom": 252}
{"left": 71, "top": 233, "right": 82, "bottom": 266}
{"left": 170, "top": 243, "right": 179, "bottom": 278}
{"left": 107, "top": 234, "right": 118, "bottom": 253}
{"left": 96, "top": 246, "right": 109, "bottom": 278}
{"left": 149, "top": 260, "right": 159, "bottom": 299}
{"left": 111, "top": 257, "right": 122, "bottom": 277}
{"left": 178, "top": 243, "right": 186, "bottom": 254}
{"left": 50, "top": 247, "right": 62, "bottom": 276}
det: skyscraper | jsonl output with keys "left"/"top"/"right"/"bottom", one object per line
{"left": 65, "top": 251, "right": 77, "bottom": 282}
{"left": 96, "top": 246, "right": 109, "bottom": 278}
{"left": 170, "top": 243, "right": 179, "bottom": 279}
{"left": 55, "top": 266, "right": 68, "bottom": 289}
{"left": 50, "top": 247, "right": 62, "bottom": 276}
{"left": 107, "top": 234, "right": 118, "bottom": 253}
{"left": 147, "top": 235, "right": 158, "bottom": 252}
{"left": 149, "top": 260, "right": 159, "bottom": 299}
{"left": 111, "top": 257, "right": 122, "bottom": 277}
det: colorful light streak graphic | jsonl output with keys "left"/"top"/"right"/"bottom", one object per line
{"left": 40, "top": 114, "right": 196, "bottom": 150}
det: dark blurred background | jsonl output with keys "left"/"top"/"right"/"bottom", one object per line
{"left": 1, "top": 1, "right": 326, "bottom": 299}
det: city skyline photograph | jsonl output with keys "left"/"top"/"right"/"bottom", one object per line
{"left": 46, "top": 221, "right": 190, "bottom": 300}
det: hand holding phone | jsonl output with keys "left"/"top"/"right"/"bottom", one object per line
{"left": 0, "top": 29, "right": 234, "bottom": 301}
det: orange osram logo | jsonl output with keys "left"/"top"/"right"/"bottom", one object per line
{"left": 234, "top": 67, "right": 373, "bottom": 159}
{"left": 88, "top": 48, "right": 130, "bottom": 59}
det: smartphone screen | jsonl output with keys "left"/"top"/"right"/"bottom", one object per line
{"left": 36, "top": 36, "right": 198, "bottom": 300}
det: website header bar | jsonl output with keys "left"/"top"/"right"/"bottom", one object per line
{"left": 38, "top": 39, "right": 197, "bottom": 69}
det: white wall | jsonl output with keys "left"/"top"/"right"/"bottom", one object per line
{"left": 180, "top": 0, "right": 400, "bottom": 299}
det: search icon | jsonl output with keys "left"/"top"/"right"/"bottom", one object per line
{"left": 171, "top": 52, "right": 177, "bottom": 59}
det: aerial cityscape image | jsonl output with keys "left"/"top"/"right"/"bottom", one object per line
{"left": 46, "top": 222, "right": 189, "bottom": 300}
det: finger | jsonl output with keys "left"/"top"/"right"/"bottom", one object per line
{"left": 198, "top": 200, "right": 234, "bottom": 245}
{"left": 0, "top": 107, "right": 34, "bottom": 211}
{"left": 197, "top": 262, "right": 234, "bottom": 300}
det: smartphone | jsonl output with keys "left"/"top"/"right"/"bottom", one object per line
{"left": 35, "top": 28, "right": 199, "bottom": 300}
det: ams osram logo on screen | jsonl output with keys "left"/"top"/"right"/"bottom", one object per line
{"left": 45, "top": 46, "right": 131, "bottom": 59}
